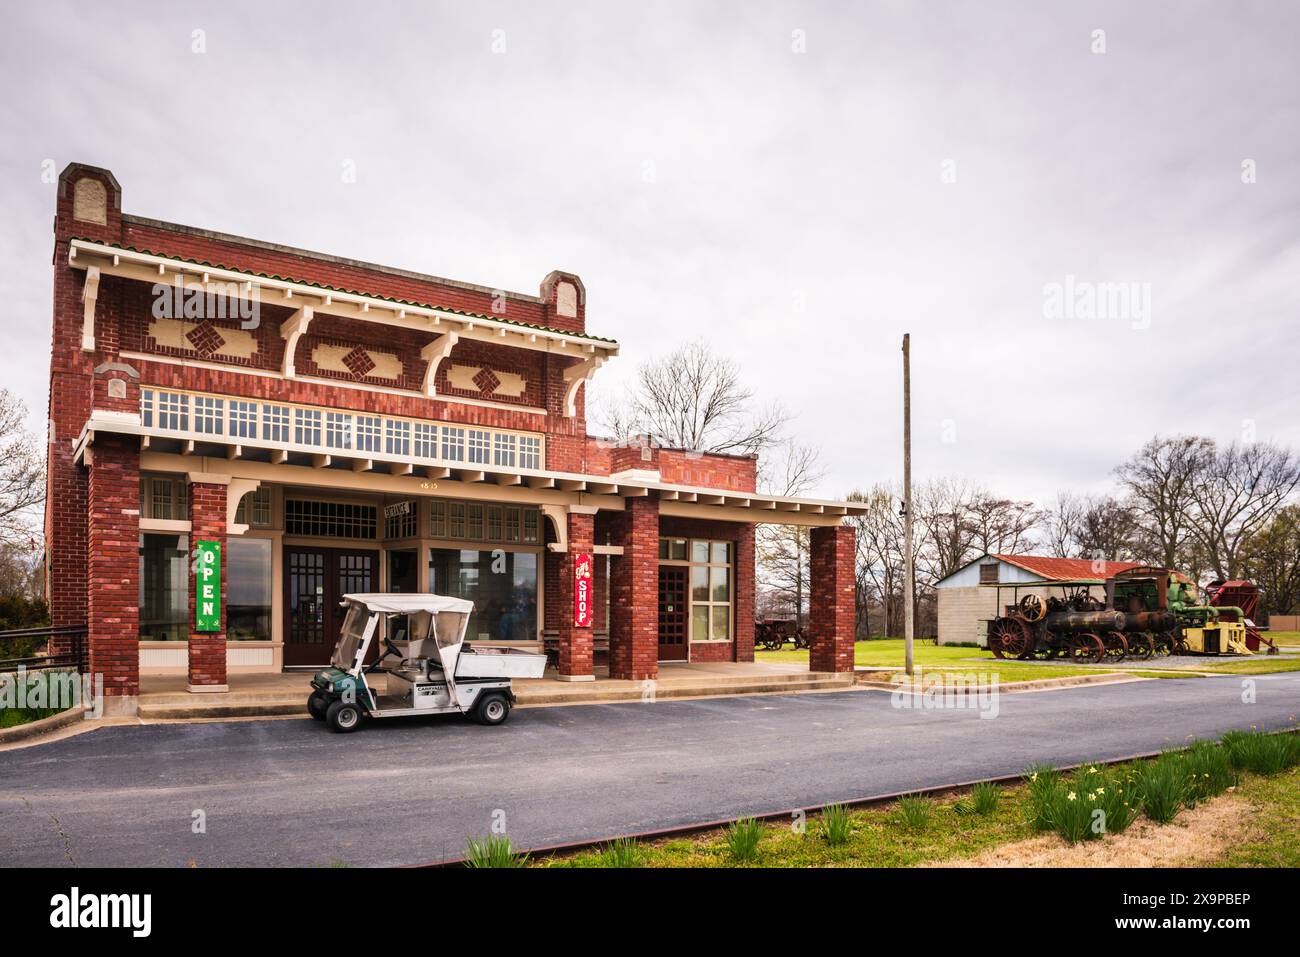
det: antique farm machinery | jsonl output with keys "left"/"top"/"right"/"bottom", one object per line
{"left": 985, "top": 566, "right": 1258, "bottom": 664}
{"left": 985, "top": 579, "right": 1133, "bottom": 664}
{"left": 755, "top": 618, "right": 809, "bottom": 651}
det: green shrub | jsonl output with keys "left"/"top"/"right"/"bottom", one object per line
{"left": 724, "top": 818, "right": 762, "bottom": 862}
{"left": 1221, "top": 730, "right": 1300, "bottom": 775}
{"left": 896, "top": 794, "right": 933, "bottom": 830}
{"left": 596, "top": 837, "right": 641, "bottom": 868}
{"left": 464, "top": 835, "right": 527, "bottom": 868}
{"left": 1026, "top": 764, "right": 1140, "bottom": 843}
{"left": 1023, "top": 764, "right": 1062, "bottom": 831}
{"left": 819, "top": 803, "right": 853, "bottom": 846}
{"left": 1134, "top": 755, "right": 1190, "bottom": 824}
{"left": 971, "top": 781, "right": 1000, "bottom": 815}
{"left": 954, "top": 781, "right": 1000, "bottom": 816}
{"left": 1182, "top": 740, "right": 1238, "bottom": 805}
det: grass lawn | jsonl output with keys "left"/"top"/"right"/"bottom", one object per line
{"left": 758, "top": 637, "right": 1300, "bottom": 680}
{"left": 534, "top": 733, "right": 1299, "bottom": 869}
{"left": 541, "top": 783, "right": 1037, "bottom": 868}
{"left": 1212, "top": 768, "right": 1300, "bottom": 866}
{"left": 758, "top": 638, "right": 1110, "bottom": 683}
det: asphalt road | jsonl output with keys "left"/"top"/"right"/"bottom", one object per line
{"left": 1, "top": 673, "right": 1296, "bottom": 866}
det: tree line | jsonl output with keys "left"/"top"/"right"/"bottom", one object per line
{"left": 837, "top": 435, "right": 1300, "bottom": 637}
{"left": 594, "top": 341, "right": 1300, "bottom": 635}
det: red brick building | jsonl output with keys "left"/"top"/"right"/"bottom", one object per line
{"left": 46, "top": 162, "right": 864, "bottom": 714}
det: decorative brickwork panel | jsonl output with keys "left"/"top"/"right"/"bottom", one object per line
{"left": 809, "top": 525, "right": 856, "bottom": 673}
{"left": 557, "top": 512, "right": 595, "bottom": 678}
{"left": 188, "top": 482, "right": 229, "bottom": 687}
{"left": 86, "top": 435, "right": 141, "bottom": 698}
{"left": 609, "top": 497, "right": 659, "bottom": 680}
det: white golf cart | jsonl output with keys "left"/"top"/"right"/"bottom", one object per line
{"left": 308, "top": 593, "right": 547, "bottom": 733}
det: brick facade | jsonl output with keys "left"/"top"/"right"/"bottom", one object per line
{"left": 85, "top": 434, "right": 141, "bottom": 701}
{"left": 187, "top": 481, "right": 229, "bottom": 689}
{"left": 809, "top": 525, "right": 856, "bottom": 673}
{"left": 609, "top": 497, "right": 659, "bottom": 680}
{"left": 46, "top": 161, "right": 855, "bottom": 701}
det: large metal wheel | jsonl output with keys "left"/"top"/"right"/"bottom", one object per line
{"left": 1129, "top": 631, "right": 1156, "bottom": 660}
{"left": 988, "top": 617, "right": 1034, "bottom": 659}
{"left": 1018, "top": 594, "right": 1047, "bottom": 623}
{"left": 1104, "top": 631, "right": 1129, "bottom": 661}
{"left": 1069, "top": 632, "right": 1106, "bottom": 665}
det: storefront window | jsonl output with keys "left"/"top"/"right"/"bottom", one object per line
{"left": 227, "top": 537, "right": 272, "bottom": 640}
{"left": 661, "top": 536, "right": 731, "bottom": 642}
{"left": 427, "top": 548, "right": 538, "bottom": 642}
{"left": 139, "top": 533, "right": 189, "bottom": 641}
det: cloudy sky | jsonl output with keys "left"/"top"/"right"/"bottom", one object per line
{"left": 2, "top": 1, "right": 1297, "bottom": 504}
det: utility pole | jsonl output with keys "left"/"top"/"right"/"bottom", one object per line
{"left": 902, "top": 334, "right": 915, "bottom": 678}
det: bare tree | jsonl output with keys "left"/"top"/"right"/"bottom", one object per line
{"left": 966, "top": 494, "right": 1042, "bottom": 556}
{"left": 1115, "top": 435, "right": 1211, "bottom": 568}
{"left": 1186, "top": 441, "right": 1300, "bottom": 579}
{"left": 913, "top": 478, "right": 982, "bottom": 588}
{"left": 847, "top": 486, "right": 908, "bottom": 638}
{"left": 0, "top": 390, "right": 45, "bottom": 550}
{"left": 1242, "top": 505, "right": 1300, "bottom": 616}
{"left": 756, "top": 440, "right": 826, "bottom": 627}
{"left": 1043, "top": 491, "right": 1087, "bottom": 557}
{"left": 591, "top": 339, "right": 788, "bottom": 455}
{"left": 1074, "top": 495, "right": 1141, "bottom": 562}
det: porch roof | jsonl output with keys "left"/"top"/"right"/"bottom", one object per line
{"left": 74, "top": 411, "right": 870, "bottom": 525}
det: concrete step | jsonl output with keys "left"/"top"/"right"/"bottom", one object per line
{"left": 136, "top": 672, "right": 857, "bottom": 720}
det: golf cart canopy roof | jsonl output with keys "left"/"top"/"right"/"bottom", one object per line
{"left": 341, "top": 593, "right": 474, "bottom": 615}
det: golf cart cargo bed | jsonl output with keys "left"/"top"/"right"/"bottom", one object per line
{"left": 455, "top": 647, "right": 547, "bottom": 679}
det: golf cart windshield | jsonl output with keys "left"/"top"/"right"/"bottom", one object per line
{"left": 332, "top": 603, "right": 371, "bottom": 669}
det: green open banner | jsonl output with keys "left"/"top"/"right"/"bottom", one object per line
{"left": 194, "top": 540, "right": 222, "bottom": 632}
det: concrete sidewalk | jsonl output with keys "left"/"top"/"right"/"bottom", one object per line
{"left": 135, "top": 660, "right": 855, "bottom": 720}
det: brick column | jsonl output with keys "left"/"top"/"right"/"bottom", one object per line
{"left": 556, "top": 509, "right": 596, "bottom": 680}
{"left": 610, "top": 497, "right": 659, "bottom": 680}
{"left": 187, "top": 477, "right": 229, "bottom": 692}
{"left": 86, "top": 434, "right": 140, "bottom": 712}
{"left": 733, "top": 524, "right": 756, "bottom": 662}
{"left": 809, "top": 524, "right": 856, "bottom": 673}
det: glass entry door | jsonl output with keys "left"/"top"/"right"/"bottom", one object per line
{"left": 284, "top": 547, "right": 376, "bottom": 666}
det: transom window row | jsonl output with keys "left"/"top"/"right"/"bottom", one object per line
{"left": 140, "top": 389, "right": 544, "bottom": 470}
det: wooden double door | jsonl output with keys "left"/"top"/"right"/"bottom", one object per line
{"left": 284, "top": 547, "right": 377, "bottom": 666}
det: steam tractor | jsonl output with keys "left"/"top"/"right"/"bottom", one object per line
{"left": 985, "top": 566, "right": 1258, "bottom": 663}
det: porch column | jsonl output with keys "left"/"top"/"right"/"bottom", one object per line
{"left": 809, "top": 524, "right": 856, "bottom": 673}
{"left": 610, "top": 496, "right": 658, "bottom": 680}
{"left": 187, "top": 475, "right": 229, "bottom": 692}
{"left": 556, "top": 507, "right": 596, "bottom": 680}
{"left": 86, "top": 434, "right": 141, "bottom": 713}
{"left": 733, "top": 523, "right": 756, "bottom": 662}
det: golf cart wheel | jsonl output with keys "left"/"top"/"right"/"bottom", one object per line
{"left": 307, "top": 691, "right": 329, "bottom": 721}
{"left": 475, "top": 692, "right": 511, "bottom": 726}
{"left": 326, "top": 700, "right": 363, "bottom": 733}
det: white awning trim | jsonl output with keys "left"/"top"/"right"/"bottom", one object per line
{"left": 67, "top": 239, "right": 619, "bottom": 358}
{"left": 74, "top": 411, "right": 869, "bottom": 519}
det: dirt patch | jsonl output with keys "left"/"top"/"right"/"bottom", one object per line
{"left": 930, "top": 791, "right": 1262, "bottom": 868}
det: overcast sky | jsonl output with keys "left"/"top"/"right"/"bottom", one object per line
{"left": 2, "top": 1, "right": 1297, "bottom": 504}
